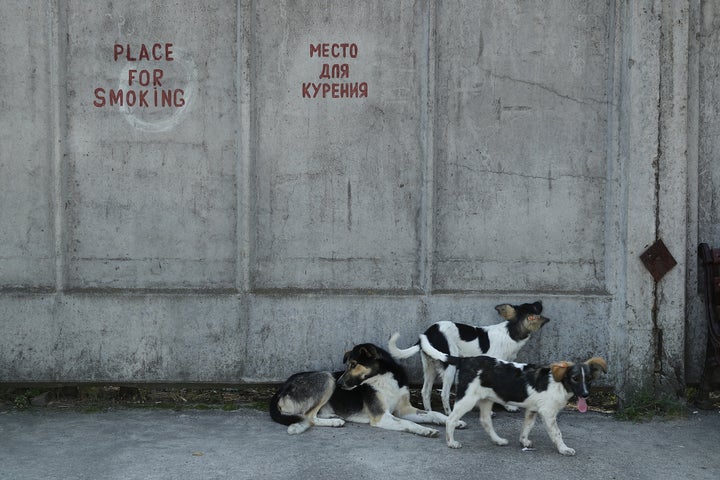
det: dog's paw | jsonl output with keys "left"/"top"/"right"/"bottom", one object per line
{"left": 520, "top": 438, "right": 533, "bottom": 448}
{"left": 492, "top": 437, "right": 509, "bottom": 446}
{"left": 455, "top": 419, "right": 468, "bottom": 429}
{"left": 447, "top": 439, "right": 462, "bottom": 449}
{"left": 328, "top": 418, "right": 345, "bottom": 427}
{"left": 287, "top": 422, "right": 310, "bottom": 435}
{"left": 504, "top": 405, "right": 520, "bottom": 413}
{"left": 558, "top": 446, "right": 576, "bottom": 456}
{"left": 419, "top": 427, "right": 439, "bottom": 438}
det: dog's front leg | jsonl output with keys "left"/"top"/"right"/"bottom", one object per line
{"left": 519, "top": 410, "right": 537, "bottom": 448}
{"left": 540, "top": 413, "right": 575, "bottom": 456}
{"left": 372, "top": 412, "right": 439, "bottom": 437}
{"left": 395, "top": 406, "right": 467, "bottom": 429}
{"left": 444, "top": 394, "right": 477, "bottom": 448}
{"left": 313, "top": 417, "right": 346, "bottom": 428}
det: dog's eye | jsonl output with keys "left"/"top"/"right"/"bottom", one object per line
{"left": 571, "top": 375, "right": 580, "bottom": 382}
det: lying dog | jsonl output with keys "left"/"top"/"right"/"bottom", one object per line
{"left": 419, "top": 336, "right": 607, "bottom": 455}
{"left": 269, "top": 343, "right": 465, "bottom": 436}
{"left": 388, "top": 301, "right": 549, "bottom": 414}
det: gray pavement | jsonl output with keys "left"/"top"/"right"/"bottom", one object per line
{"left": 1, "top": 407, "right": 719, "bottom": 480}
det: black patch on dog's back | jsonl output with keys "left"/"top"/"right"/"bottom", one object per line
{"left": 529, "top": 367, "right": 551, "bottom": 392}
{"left": 455, "top": 323, "right": 491, "bottom": 354}
{"left": 456, "top": 323, "right": 476, "bottom": 342}
{"left": 456, "top": 323, "right": 490, "bottom": 352}
{"left": 424, "top": 324, "right": 450, "bottom": 356}
{"left": 474, "top": 326, "right": 490, "bottom": 352}
{"left": 455, "top": 356, "right": 549, "bottom": 403}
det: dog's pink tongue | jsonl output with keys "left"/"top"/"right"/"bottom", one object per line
{"left": 577, "top": 397, "right": 588, "bottom": 413}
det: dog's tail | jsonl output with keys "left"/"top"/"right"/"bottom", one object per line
{"left": 388, "top": 332, "right": 421, "bottom": 359}
{"left": 268, "top": 390, "right": 303, "bottom": 426}
{"left": 419, "top": 335, "right": 462, "bottom": 366}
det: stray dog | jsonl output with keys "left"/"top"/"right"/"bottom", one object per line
{"left": 420, "top": 337, "right": 607, "bottom": 455}
{"left": 388, "top": 301, "right": 549, "bottom": 414}
{"left": 269, "top": 343, "right": 465, "bottom": 436}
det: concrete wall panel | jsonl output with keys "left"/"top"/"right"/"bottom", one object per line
{"left": 434, "top": 0, "right": 610, "bottom": 293}
{"left": 252, "top": 1, "right": 427, "bottom": 291}
{"left": 0, "top": 295, "right": 57, "bottom": 380}
{"left": 245, "top": 295, "right": 425, "bottom": 381}
{"left": 0, "top": 294, "right": 244, "bottom": 383}
{"left": 0, "top": 2, "right": 55, "bottom": 288}
{"left": 53, "top": 295, "right": 244, "bottom": 382}
{"left": 64, "top": 1, "right": 238, "bottom": 289}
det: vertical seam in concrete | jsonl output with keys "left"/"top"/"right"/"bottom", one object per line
{"left": 685, "top": 0, "right": 700, "bottom": 377}
{"left": 49, "top": 0, "right": 66, "bottom": 294}
{"left": 419, "top": 0, "right": 437, "bottom": 297}
{"left": 651, "top": 2, "right": 665, "bottom": 379}
{"left": 237, "top": 0, "right": 256, "bottom": 380}
{"left": 607, "top": 0, "right": 630, "bottom": 395}
{"left": 238, "top": 0, "right": 254, "bottom": 294}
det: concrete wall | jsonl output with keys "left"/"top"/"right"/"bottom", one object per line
{"left": 0, "top": 1, "right": 711, "bottom": 401}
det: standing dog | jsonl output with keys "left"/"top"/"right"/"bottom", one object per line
{"left": 388, "top": 301, "right": 549, "bottom": 414}
{"left": 420, "top": 336, "right": 607, "bottom": 456}
{"left": 269, "top": 343, "right": 465, "bottom": 436}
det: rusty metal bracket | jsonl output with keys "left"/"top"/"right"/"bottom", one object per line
{"left": 697, "top": 243, "right": 720, "bottom": 407}
{"left": 640, "top": 239, "right": 677, "bottom": 282}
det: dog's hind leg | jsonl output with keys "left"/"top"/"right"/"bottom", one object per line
{"left": 540, "top": 412, "right": 575, "bottom": 456}
{"left": 420, "top": 353, "right": 437, "bottom": 411}
{"left": 287, "top": 372, "right": 337, "bottom": 435}
{"left": 440, "top": 364, "right": 456, "bottom": 415}
{"left": 519, "top": 410, "right": 537, "bottom": 448}
{"left": 478, "top": 400, "right": 508, "bottom": 446}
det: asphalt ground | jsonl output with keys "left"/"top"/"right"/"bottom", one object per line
{"left": 1, "top": 406, "right": 719, "bottom": 480}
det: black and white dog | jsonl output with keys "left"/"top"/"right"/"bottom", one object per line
{"left": 269, "top": 343, "right": 465, "bottom": 436}
{"left": 388, "top": 301, "right": 549, "bottom": 414}
{"left": 420, "top": 336, "right": 607, "bottom": 456}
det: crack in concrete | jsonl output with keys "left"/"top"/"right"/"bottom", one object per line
{"left": 448, "top": 163, "right": 605, "bottom": 183}
{"left": 487, "top": 70, "right": 608, "bottom": 107}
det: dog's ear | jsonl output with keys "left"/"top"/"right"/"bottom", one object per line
{"left": 343, "top": 350, "right": 352, "bottom": 363}
{"left": 551, "top": 361, "right": 571, "bottom": 382}
{"left": 532, "top": 301, "right": 543, "bottom": 313}
{"left": 358, "top": 344, "right": 378, "bottom": 360}
{"left": 495, "top": 304, "right": 517, "bottom": 320}
{"left": 585, "top": 357, "right": 608, "bottom": 379}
